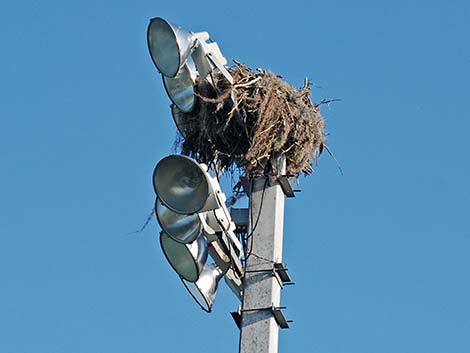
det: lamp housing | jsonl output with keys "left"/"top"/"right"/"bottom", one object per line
{"left": 155, "top": 198, "right": 202, "bottom": 244}
{"left": 160, "top": 231, "right": 208, "bottom": 282}
{"left": 152, "top": 154, "right": 220, "bottom": 215}
{"left": 147, "top": 17, "right": 208, "bottom": 78}
{"left": 181, "top": 263, "right": 224, "bottom": 312}
{"left": 162, "top": 60, "right": 198, "bottom": 112}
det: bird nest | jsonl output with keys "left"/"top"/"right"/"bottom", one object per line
{"left": 175, "top": 61, "right": 326, "bottom": 177}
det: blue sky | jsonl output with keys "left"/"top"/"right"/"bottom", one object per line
{"left": 1, "top": 0, "right": 469, "bottom": 352}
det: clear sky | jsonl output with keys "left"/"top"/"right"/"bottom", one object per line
{"left": 1, "top": 0, "right": 469, "bottom": 352}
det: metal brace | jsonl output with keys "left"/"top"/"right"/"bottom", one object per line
{"left": 231, "top": 304, "right": 292, "bottom": 329}
{"left": 276, "top": 175, "right": 295, "bottom": 198}
{"left": 244, "top": 263, "right": 294, "bottom": 288}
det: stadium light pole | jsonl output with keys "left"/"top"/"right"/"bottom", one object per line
{"left": 147, "top": 17, "right": 294, "bottom": 353}
{"left": 238, "top": 155, "right": 289, "bottom": 353}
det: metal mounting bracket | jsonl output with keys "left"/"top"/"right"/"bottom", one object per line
{"left": 276, "top": 175, "right": 295, "bottom": 198}
{"left": 273, "top": 263, "right": 294, "bottom": 285}
{"left": 231, "top": 304, "right": 292, "bottom": 329}
{"left": 243, "top": 262, "right": 294, "bottom": 288}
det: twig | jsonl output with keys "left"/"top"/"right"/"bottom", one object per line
{"left": 315, "top": 98, "right": 342, "bottom": 109}
{"left": 126, "top": 207, "right": 155, "bottom": 235}
{"left": 323, "top": 144, "right": 344, "bottom": 176}
{"left": 234, "top": 76, "right": 262, "bottom": 88}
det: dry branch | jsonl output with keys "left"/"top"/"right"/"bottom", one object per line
{"left": 176, "top": 61, "right": 327, "bottom": 177}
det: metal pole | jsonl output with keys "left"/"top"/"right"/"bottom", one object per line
{"left": 239, "top": 157, "right": 286, "bottom": 353}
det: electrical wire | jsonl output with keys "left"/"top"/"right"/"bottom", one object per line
{"left": 244, "top": 177, "right": 268, "bottom": 263}
{"left": 249, "top": 252, "right": 276, "bottom": 265}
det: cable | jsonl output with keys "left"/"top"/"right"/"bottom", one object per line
{"left": 244, "top": 177, "right": 268, "bottom": 263}
{"left": 249, "top": 252, "right": 276, "bottom": 265}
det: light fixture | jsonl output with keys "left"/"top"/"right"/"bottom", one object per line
{"left": 155, "top": 198, "right": 202, "bottom": 244}
{"left": 147, "top": 17, "right": 233, "bottom": 86}
{"left": 181, "top": 263, "right": 224, "bottom": 312}
{"left": 160, "top": 231, "right": 208, "bottom": 282}
{"left": 147, "top": 17, "right": 209, "bottom": 78}
{"left": 162, "top": 59, "right": 198, "bottom": 112}
{"left": 153, "top": 154, "right": 244, "bottom": 312}
{"left": 153, "top": 154, "right": 243, "bottom": 253}
{"left": 152, "top": 154, "right": 219, "bottom": 215}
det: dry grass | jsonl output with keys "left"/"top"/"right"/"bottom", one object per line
{"left": 175, "top": 61, "right": 326, "bottom": 177}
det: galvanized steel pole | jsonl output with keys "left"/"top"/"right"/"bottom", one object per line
{"left": 239, "top": 158, "right": 286, "bottom": 353}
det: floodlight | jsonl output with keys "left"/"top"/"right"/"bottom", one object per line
{"left": 155, "top": 198, "right": 202, "bottom": 244}
{"left": 153, "top": 155, "right": 219, "bottom": 215}
{"left": 182, "top": 263, "right": 224, "bottom": 312}
{"left": 147, "top": 17, "right": 209, "bottom": 78}
{"left": 162, "top": 60, "right": 198, "bottom": 112}
{"left": 147, "top": 17, "right": 193, "bottom": 78}
{"left": 153, "top": 154, "right": 244, "bottom": 309}
{"left": 160, "top": 231, "right": 208, "bottom": 282}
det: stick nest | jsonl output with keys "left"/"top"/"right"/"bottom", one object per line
{"left": 176, "top": 61, "right": 326, "bottom": 177}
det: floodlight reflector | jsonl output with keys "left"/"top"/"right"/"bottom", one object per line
{"left": 153, "top": 155, "right": 218, "bottom": 215}
{"left": 147, "top": 17, "right": 196, "bottom": 78}
{"left": 182, "top": 263, "right": 224, "bottom": 312}
{"left": 160, "top": 231, "right": 208, "bottom": 282}
{"left": 155, "top": 198, "right": 202, "bottom": 244}
{"left": 163, "top": 60, "right": 197, "bottom": 112}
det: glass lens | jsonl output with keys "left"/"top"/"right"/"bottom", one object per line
{"left": 160, "top": 232, "right": 208, "bottom": 282}
{"left": 163, "top": 63, "right": 196, "bottom": 112}
{"left": 156, "top": 198, "right": 201, "bottom": 243}
{"left": 160, "top": 232, "right": 198, "bottom": 281}
{"left": 148, "top": 18, "right": 180, "bottom": 77}
{"left": 153, "top": 155, "right": 209, "bottom": 214}
{"left": 182, "top": 280, "right": 210, "bottom": 312}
